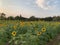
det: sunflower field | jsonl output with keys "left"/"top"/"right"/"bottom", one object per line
{"left": 0, "top": 20, "right": 60, "bottom": 45}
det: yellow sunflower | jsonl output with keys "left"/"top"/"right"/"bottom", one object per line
{"left": 13, "top": 25, "right": 16, "bottom": 30}
{"left": 20, "top": 22, "right": 25, "bottom": 27}
{"left": 12, "top": 31, "right": 16, "bottom": 36}
{"left": 37, "top": 32, "right": 42, "bottom": 36}
{"left": 41, "top": 27, "right": 46, "bottom": 32}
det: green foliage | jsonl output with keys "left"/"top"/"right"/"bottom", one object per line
{"left": 0, "top": 20, "right": 60, "bottom": 45}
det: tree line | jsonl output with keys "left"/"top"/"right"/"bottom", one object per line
{"left": 0, "top": 13, "right": 60, "bottom": 21}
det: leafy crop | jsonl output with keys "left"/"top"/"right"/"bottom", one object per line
{"left": 0, "top": 20, "right": 60, "bottom": 45}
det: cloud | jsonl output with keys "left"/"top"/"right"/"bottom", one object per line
{"left": 0, "top": 0, "right": 2, "bottom": 7}
{"left": 36, "top": 0, "right": 58, "bottom": 10}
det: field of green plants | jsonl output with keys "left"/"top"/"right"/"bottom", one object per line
{"left": 0, "top": 20, "right": 60, "bottom": 45}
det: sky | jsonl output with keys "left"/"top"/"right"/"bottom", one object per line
{"left": 0, "top": 0, "right": 60, "bottom": 18}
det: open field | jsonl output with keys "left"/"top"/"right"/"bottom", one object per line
{"left": 0, "top": 20, "right": 60, "bottom": 45}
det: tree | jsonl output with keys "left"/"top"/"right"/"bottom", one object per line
{"left": 53, "top": 16, "right": 60, "bottom": 21}
{"left": 15, "top": 16, "right": 20, "bottom": 20}
{"left": 19, "top": 14, "right": 28, "bottom": 21}
{"left": 7, "top": 16, "right": 14, "bottom": 20}
{"left": 29, "top": 16, "right": 36, "bottom": 21}
{"left": 44, "top": 17, "right": 53, "bottom": 21}
{"left": 0, "top": 13, "right": 6, "bottom": 20}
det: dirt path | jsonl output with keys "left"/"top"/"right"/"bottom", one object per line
{"left": 47, "top": 34, "right": 60, "bottom": 45}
